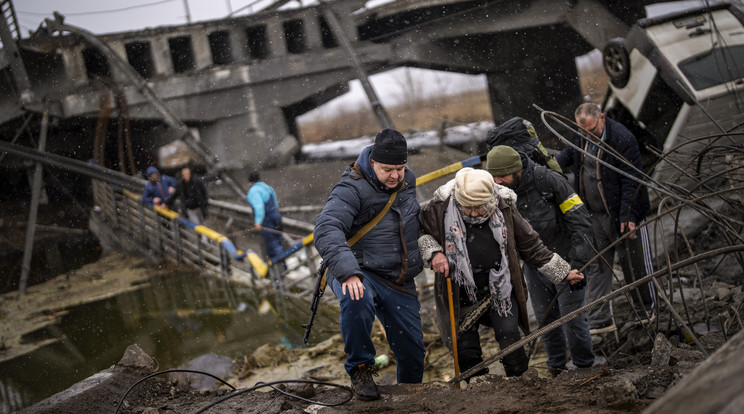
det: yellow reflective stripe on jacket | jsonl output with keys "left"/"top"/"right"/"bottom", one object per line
{"left": 559, "top": 194, "right": 584, "bottom": 214}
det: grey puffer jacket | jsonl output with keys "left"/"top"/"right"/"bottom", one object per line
{"left": 314, "top": 145, "right": 423, "bottom": 294}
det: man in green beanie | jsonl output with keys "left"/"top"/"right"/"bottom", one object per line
{"left": 487, "top": 145, "right": 596, "bottom": 377}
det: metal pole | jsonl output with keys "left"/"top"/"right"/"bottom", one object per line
{"left": 445, "top": 275, "right": 461, "bottom": 388}
{"left": 182, "top": 0, "right": 192, "bottom": 23}
{"left": 174, "top": 219, "right": 183, "bottom": 263}
{"left": 19, "top": 108, "right": 49, "bottom": 295}
{"left": 196, "top": 235, "right": 204, "bottom": 267}
{"left": 319, "top": 2, "right": 393, "bottom": 129}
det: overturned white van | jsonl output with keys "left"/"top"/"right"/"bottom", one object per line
{"left": 601, "top": 0, "right": 744, "bottom": 199}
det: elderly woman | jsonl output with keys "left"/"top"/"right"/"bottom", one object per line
{"left": 419, "top": 167, "right": 583, "bottom": 378}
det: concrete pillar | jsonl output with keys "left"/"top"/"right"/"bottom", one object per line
{"left": 229, "top": 27, "right": 247, "bottom": 64}
{"left": 151, "top": 36, "right": 174, "bottom": 76}
{"left": 107, "top": 42, "right": 130, "bottom": 83}
{"left": 487, "top": 52, "right": 580, "bottom": 148}
{"left": 61, "top": 45, "right": 88, "bottom": 87}
{"left": 197, "top": 91, "right": 298, "bottom": 170}
{"left": 191, "top": 31, "right": 213, "bottom": 71}
{"left": 304, "top": 12, "right": 324, "bottom": 51}
{"left": 266, "top": 18, "right": 288, "bottom": 58}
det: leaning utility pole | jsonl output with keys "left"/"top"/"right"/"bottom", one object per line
{"left": 319, "top": 1, "right": 394, "bottom": 130}
{"left": 19, "top": 107, "right": 49, "bottom": 295}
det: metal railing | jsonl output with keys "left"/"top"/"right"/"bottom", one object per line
{"left": 91, "top": 179, "right": 265, "bottom": 287}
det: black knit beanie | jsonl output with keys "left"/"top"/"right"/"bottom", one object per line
{"left": 370, "top": 128, "right": 407, "bottom": 165}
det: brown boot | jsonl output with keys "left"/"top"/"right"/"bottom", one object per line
{"left": 349, "top": 364, "right": 380, "bottom": 401}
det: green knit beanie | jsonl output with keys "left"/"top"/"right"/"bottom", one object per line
{"left": 487, "top": 145, "right": 522, "bottom": 176}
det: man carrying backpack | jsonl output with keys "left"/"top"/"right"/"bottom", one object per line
{"left": 487, "top": 144, "right": 595, "bottom": 377}
{"left": 486, "top": 117, "right": 562, "bottom": 173}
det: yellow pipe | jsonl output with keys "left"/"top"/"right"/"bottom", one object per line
{"left": 247, "top": 252, "right": 269, "bottom": 277}
{"left": 194, "top": 225, "right": 226, "bottom": 243}
{"left": 416, "top": 162, "right": 465, "bottom": 186}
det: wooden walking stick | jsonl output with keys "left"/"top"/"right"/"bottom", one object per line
{"left": 444, "top": 273, "right": 461, "bottom": 388}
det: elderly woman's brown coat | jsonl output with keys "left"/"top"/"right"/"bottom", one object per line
{"left": 418, "top": 186, "right": 558, "bottom": 352}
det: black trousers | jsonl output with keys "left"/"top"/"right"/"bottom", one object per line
{"left": 457, "top": 291, "right": 528, "bottom": 378}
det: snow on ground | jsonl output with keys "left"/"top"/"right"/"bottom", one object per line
{"left": 301, "top": 121, "right": 494, "bottom": 160}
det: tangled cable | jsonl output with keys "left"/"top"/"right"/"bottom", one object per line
{"left": 113, "top": 369, "right": 352, "bottom": 414}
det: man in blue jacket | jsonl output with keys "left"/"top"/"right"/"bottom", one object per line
{"left": 314, "top": 128, "right": 424, "bottom": 401}
{"left": 142, "top": 166, "right": 176, "bottom": 207}
{"left": 556, "top": 103, "right": 655, "bottom": 334}
{"left": 246, "top": 171, "right": 283, "bottom": 265}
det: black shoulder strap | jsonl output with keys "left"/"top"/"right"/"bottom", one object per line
{"left": 533, "top": 165, "right": 551, "bottom": 197}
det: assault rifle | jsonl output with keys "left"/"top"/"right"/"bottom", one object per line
{"left": 302, "top": 263, "right": 328, "bottom": 344}
{"left": 302, "top": 190, "right": 398, "bottom": 344}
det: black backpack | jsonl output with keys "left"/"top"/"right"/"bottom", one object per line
{"left": 486, "top": 117, "right": 562, "bottom": 174}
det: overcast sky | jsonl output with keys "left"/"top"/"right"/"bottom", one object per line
{"left": 16, "top": 0, "right": 286, "bottom": 34}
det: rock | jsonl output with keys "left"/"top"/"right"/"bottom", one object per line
{"left": 710, "top": 281, "right": 734, "bottom": 301}
{"left": 252, "top": 343, "right": 290, "bottom": 367}
{"left": 117, "top": 344, "right": 157, "bottom": 370}
{"left": 519, "top": 367, "right": 540, "bottom": 387}
{"left": 670, "top": 348, "right": 704, "bottom": 363}
{"left": 698, "top": 331, "right": 726, "bottom": 351}
{"left": 627, "top": 326, "right": 652, "bottom": 350}
{"left": 651, "top": 334, "right": 674, "bottom": 367}
{"left": 178, "top": 353, "right": 234, "bottom": 389}
{"left": 280, "top": 382, "right": 315, "bottom": 399}
{"left": 672, "top": 287, "right": 702, "bottom": 303}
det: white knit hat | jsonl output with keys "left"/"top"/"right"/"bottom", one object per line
{"left": 454, "top": 167, "right": 495, "bottom": 207}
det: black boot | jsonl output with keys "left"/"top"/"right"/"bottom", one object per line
{"left": 349, "top": 364, "right": 380, "bottom": 401}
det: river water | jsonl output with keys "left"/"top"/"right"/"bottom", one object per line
{"left": 0, "top": 270, "right": 338, "bottom": 413}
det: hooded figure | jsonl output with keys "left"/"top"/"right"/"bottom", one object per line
{"left": 142, "top": 166, "right": 177, "bottom": 206}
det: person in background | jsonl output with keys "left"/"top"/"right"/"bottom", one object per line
{"left": 487, "top": 145, "right": 594, "bottom": 377}
{"left": 142, "top": 166, "right": 176, "bottom": 207}
{"left": 418, "top": 167, "right": 584, "bottom": 379}
{"left": 246, "top": 171, "right": 284, "bottom": 264}
{"left": 556, "top": 102, "right": 655, "bottom": 334}
{"left": 166, "top": 166, "right": 209, "bottom": 225}
{"left": 314, "top": 128, "right": 425, "bottom": 401}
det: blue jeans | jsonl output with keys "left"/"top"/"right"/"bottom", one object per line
{"left": 261, "top": 210, "right": 284, "bottom": 262}
{"left": 331, "top": 272, "right": 425, "bottom": 383}
{"left": 524, "top": 263, "right": 594, "bottom": 369}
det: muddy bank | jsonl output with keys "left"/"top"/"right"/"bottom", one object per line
{"left": 14, "top": 252, "right": 744, "bottom": 413}
{"left": 20, "top": 327, "right": 740, "bottom": 414}
{"left": 0, "top": 252, "right": 195, "bottom": 364}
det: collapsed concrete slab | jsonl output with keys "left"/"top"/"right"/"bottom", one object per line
{"left": 643, "top": 329, "right": 744, "bottom": 414}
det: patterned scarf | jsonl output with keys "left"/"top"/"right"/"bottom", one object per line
{"left": 443, "top": 194, "right": 513, "bottom": 317}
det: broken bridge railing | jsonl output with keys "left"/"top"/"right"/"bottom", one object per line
{"left": 91, "top": 179, "right": 269, "bottom": 287}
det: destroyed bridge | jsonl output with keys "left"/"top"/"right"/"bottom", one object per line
{"left": 1, "top": 0, "right": 649, "bottom": 173}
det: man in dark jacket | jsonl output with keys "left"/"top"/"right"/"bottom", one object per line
{"left": 142, "top": 166, "right": 176, "bottom": 207}
{"left": 166, "top": 166, "right": 208, "bottom": 224}
{"left": 556, "top": 103, "right": 655, "bottom": 334}
{"left": 488, "top": 145, "right": 594, "bottom": 376}
{"left": 314, "top": 128, "right": 424, "bottom": 401}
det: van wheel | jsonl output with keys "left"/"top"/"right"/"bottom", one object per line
{"left": 603, "top": 38, "right": 630, "bottom": 88}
